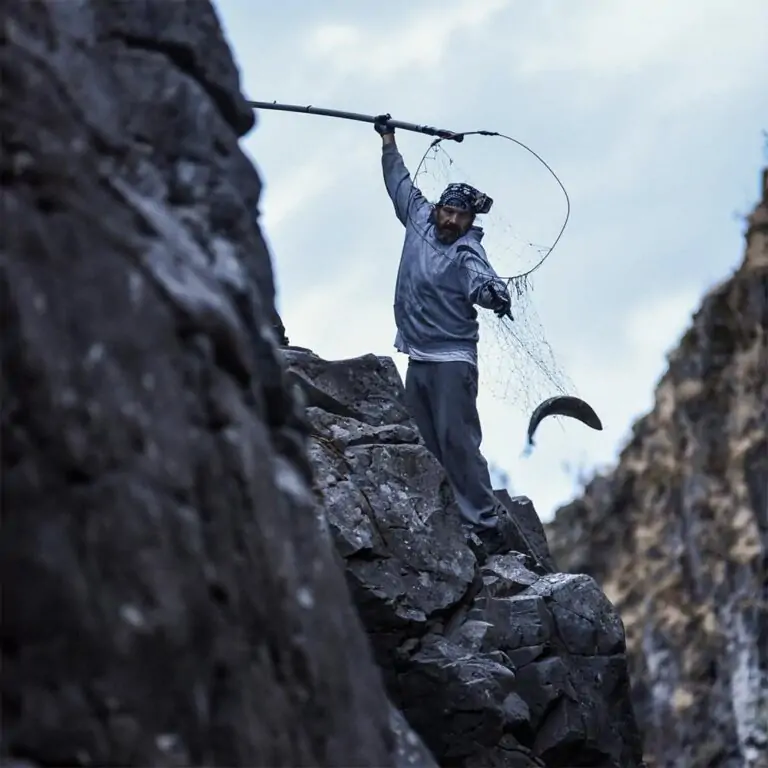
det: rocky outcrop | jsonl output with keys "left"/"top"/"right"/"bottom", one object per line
{"left": 285, "top": 350, "right": 645, "bottom": 767}
{"left": 546, "top": 169, "right": 768, "bottom": 768}
{"left": 0, "top": 1, "right": 430, "bottom": 765}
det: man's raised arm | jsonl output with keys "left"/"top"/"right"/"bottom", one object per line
{"left": 375, "top": 115, "right": 430, "bottom": 226}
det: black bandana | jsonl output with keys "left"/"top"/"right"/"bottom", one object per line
{"left": 437, "top": 183, "right": 493, "bottom": 215}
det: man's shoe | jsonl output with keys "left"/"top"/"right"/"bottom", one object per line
{"left": 465, "top": 508, "right": 554, "bottom": 573}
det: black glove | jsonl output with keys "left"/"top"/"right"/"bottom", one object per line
{"left": 494, "top": 300, "right": 512, "bottom": 321}
{"left": 488, "top": 284, "right": 513, "bottom": 321}
{"left": 374, "top": 113, "right": 394, "bottom": 136}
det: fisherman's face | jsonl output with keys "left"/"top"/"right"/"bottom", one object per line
{"left": 434, "top": 205, "right": 474, "bottom": 244}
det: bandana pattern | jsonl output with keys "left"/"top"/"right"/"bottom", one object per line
{"left": 437, "top": 183, "right": 493, "bottom": 215}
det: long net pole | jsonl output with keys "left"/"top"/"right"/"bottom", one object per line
{"left": 248, "top": 100, "right": 464, "bottom": 142}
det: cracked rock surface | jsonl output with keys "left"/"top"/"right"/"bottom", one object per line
{"left": 1, "top": 1, "right": 432, "bottom": 766}
{"left": 287, "top": 350, "right": 645, "bottom": 767}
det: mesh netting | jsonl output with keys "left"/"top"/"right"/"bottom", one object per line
{"left": 406, "top": 132, "right": 575, "bottom": 414}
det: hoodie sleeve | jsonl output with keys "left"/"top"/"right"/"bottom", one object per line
{"left": 458, "top": 244, "right": 511, "bottom": 309}
{"left": 381, "top": 143, "right": 431, "bottom": 226}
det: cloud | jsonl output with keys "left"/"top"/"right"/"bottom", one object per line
{"left": 257, "top": 137, "right": 370, "bottom": 233}
{"left": 304, "top": 0, "right": 511, "bottom": 80}
{"left": 286, "top": 255, "right": 399, "bottom": 361}
{"left": 517, "top": 0, "right": 767, "bottom": 81}
{"left": 624, "top": 287, "right": 700, "bottom": 365}
{"left": 259, "top": 154, "right": 339, "bottom": 232}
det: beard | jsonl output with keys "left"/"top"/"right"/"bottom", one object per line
{"left": 435, "top": 224, "right": 461, "bottom": 244}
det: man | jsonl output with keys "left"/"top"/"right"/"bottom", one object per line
{"left": 375, "top": 114, "right": 513, "bottom": 554}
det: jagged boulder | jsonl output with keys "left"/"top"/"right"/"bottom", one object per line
{"left": 0, "top": 1, "right": 433, "bottom": 766}
{"left": 285, "top": 349, "right": 646, "bottom": 767}
{"left": 546, "top": 169, "right": 768, "bottom": 768}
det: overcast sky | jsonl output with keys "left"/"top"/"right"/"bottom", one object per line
{"left": 214, "top": 0, "right": 767, "bottom": 521}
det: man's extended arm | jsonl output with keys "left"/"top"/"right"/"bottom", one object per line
{"left": 375, "top": 115, "right": 430, "bottom": 226}
{"left": 459, "top": 245, "right": 513, "bottom": 320}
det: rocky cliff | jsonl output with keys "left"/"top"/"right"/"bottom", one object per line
{"left": 1, "top": 2, "right": 429, "bottom": 765}
{"left": 2, "top": 1, "right": 644, "bottom": 766}
{"left": 284, "top": 350, "right": 645, "bottom": 766}
{"left": 546, "top": 169, "right": 768, "bottom": 768}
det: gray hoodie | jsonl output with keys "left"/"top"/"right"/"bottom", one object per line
{"left": 382, "top": 143, "right": 508, "bottom": 365}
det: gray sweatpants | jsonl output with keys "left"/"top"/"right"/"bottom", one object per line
{"left": 404, "top": 360, "right": 499, "bottom": 530}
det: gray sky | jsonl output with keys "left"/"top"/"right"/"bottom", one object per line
{"left": 214, "top": 0, "right": 767, "bottom": 521}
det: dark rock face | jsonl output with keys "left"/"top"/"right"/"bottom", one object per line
{"left": 286, "top": 350, "right": 645, "bottom": 767}
{"left": 0, "top": 1, "right": 432, "bottom": 766}
{"left": 546, "top": 170, "right": 768, "bottom": 768}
